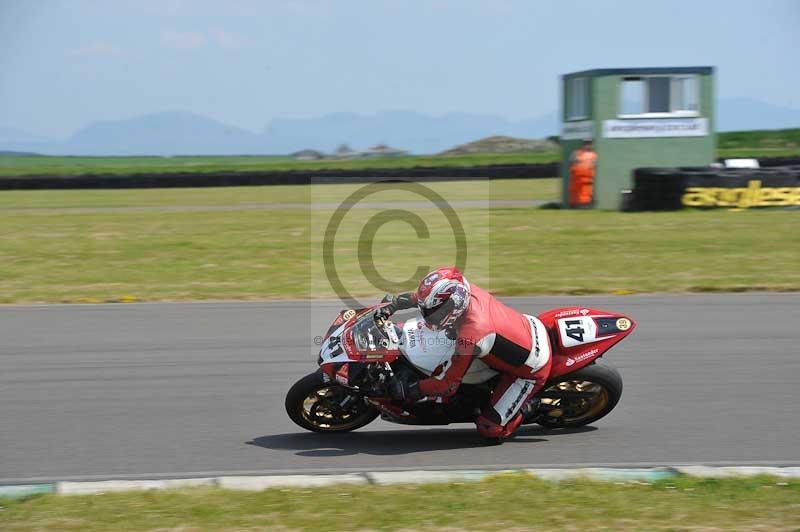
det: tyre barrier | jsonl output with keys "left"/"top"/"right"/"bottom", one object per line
{"left": 0, "top": 163, "right": 559, "bottom": 190}
{"left": 755, "top": 156, "right": 800, "bottom": 168}
{"left": 628, "top": 165, "right": 800, "bottom": 210}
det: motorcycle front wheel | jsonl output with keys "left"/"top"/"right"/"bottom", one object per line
{"left": 285, "top": 371, "right": 380, "bottom": 433}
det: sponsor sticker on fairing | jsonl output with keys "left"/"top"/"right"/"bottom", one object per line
{"left": 555, "top": 309, "right": 580, "bottom": 318}
{"left": 554, "top": 308, "right": 590, "bottom": 318}
{"left": 564, "top": 348, "right": 599, "bottom": 367}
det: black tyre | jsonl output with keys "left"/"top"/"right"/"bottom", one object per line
{"left": 285, "top": 371, "right": 379, "bottom": 433}
{"left": 536, "top": 361, "right": 623, "bottom": 428}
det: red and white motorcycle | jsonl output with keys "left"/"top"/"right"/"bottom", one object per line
{"left": 286, "top": 302, "right": 635, "bottom": 434}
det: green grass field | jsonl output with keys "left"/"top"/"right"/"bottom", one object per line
{"left": 0, "top": 179, "right": 557, "bottom": 209}
{"left": 718, "top": 127, "right": 800, "bottom": 154}
{"left": 1, "top": 128, "right": 797, "bottom": 177}
{"left": 0, "top": 151, "right": 560, "bottom": 177}
{"left": 1, "top": 179, "right": 798, "bottom": 304}
{"left": 1, "top": 474, "right": 798, "bottom": 531}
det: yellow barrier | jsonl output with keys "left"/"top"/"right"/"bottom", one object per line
{"left": 681, "top": 180, "right": 800, "bottom": 208}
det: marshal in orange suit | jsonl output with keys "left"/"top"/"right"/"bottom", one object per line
{"left": 568, "top": 140, "right": 597, "bottom": 207}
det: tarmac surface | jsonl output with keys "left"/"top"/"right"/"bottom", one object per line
{"left": 2, "top": 293, "right": 798, "bottom": 483}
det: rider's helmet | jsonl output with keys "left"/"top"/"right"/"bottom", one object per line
{"left": 415, "top": 267, "right": 471, "bottom": 330}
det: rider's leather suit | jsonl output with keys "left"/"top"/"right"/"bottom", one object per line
{"left": 397, "top": 283, "right": 552, "bottom": 438}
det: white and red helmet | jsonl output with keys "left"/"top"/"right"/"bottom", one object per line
{"left": 415, "top": 267, "right": 471, "bottom": 330}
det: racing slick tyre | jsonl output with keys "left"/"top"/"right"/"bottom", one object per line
{"left": 535, "top": 361, "right": 623, "bottom": 429}
{"left": 285, "top": 371, "right": 379, "bottom": 433}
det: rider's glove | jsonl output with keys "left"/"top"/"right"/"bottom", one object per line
{"left": 389, "top": 377, "right": 422, "bottom": 403}
{"left": 395, "top": 292, "right": 417, "bottom": 310}
{"left": 375, "top": 300, "right": 397, "bottom": 322}
{"left": 375, "top": 292, "right": 417, "bottom": 321}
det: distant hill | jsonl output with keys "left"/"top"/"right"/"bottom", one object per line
{"left": 0, "top": 110, "right": 558, "bottom": 156}
{"left": 0, "top": 150, "right": 41, "bottom": 156}
{"left": 441, "top": 135, "right": 558, "bottom": 155}
{"left": 64, "top": 111, "right": 264, "bottom": 156}
{"left": 0, "top": 112, "right": 264, "bottom": 156}
{"left": 0, "top": 98, "right": 798, "bottom": 155}
{"left": 263, "top": 110, "right": 558, "bottom": 154}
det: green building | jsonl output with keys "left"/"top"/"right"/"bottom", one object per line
{"left": 560, "top": 66, "right": 715, "bottom": 210}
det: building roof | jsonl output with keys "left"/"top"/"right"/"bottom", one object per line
{"left": 563, "top": 66, "right": 714, "bottom": 79}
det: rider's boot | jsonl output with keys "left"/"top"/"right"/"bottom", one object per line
{"left": 475, "top": 412, "right": 524, "bottom": 445}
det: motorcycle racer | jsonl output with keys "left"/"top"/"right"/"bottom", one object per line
{"left": 377, "top": 267, "right": 552, "bottom": 441}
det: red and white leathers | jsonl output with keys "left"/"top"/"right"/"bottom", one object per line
{"left": 410, "top": 283, "right": 552, "bottom": 439}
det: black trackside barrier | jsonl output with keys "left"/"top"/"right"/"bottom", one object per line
{"left": 0, "top": 163, "right": 559, "bottom": 190}
{"left": 629, "top": 165, "right": 800, "bottom": 211}
{"left": 0, "top": 156, "right": 794, "bottom": 192}
{"left": 755, "top": 156, "right": 800, "bottom": 168}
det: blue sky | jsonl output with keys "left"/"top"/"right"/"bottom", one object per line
{"left": 1, "top": 0, "right": 798, "bottom": 138}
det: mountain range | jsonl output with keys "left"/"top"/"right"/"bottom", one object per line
{"left": 1, "top": 98, "right": 798, "bottom": 156}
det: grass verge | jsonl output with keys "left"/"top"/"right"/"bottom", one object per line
{"left": 0, "top": 178, "right": 798, "bottom": 303}
{"left": 1, "top": 129, "right": 798, "bottom": 178}
{"left": 1, "top": 474, "right": 798, "bottom": 531}
{"left": 0, "top": 178, "right": 558, "bottom": 209}
{"left": 718, "top": 127, "right": 800, "bottom": 151}
{"left": 0, "top": 151, "right": 561, "bottom": 177}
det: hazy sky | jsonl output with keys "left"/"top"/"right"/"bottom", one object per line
{"left": 1, "top": 0, "right": 798, "bottom": 138}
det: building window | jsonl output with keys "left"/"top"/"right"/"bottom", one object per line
{"left": 619, "top": 75, "right": 700, "bottom": 117}
{"left": 620, "top": 78, "right": 645, "bottom": 115}
{"left": 671, "top": 76, "right": 699, "bottom": 112}
{"left": 566, "top": 77, "right": 589, "bottom": 120}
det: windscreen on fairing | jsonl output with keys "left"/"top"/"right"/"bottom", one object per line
{"left": 351, "top": 315, "right": 389, "bottom": 353}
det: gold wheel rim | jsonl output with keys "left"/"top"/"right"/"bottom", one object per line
{"left": 540, "top": 380, "right": 610, "bottom": 424}
{"left": 301, "top": 386, "right": 369, "bottom": 430}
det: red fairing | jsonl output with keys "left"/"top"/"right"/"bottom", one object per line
{"left": 321, "top": 307, "right": 370, "bottom": 343}
{"left": 341, "top": 328, "right": 402, "bottom": 363}
{"left": 537, "top": 307, "right": 637, "bottom": 379}
{"left": 319, "top": 304, "right": 403, "bottom": 381}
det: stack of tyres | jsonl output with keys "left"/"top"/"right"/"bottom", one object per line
{"left": 631, "top": 168, "right": 686, "bottom": 211}
{"left": 757, "top": 156, "right": 800, "bottom": 168}
{"left": 684, "top": 169, "right": 726, "bottom": 189}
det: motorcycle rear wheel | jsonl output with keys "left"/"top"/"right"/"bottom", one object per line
{"left": 535, "top": 361, "right": 623, "bottom": 429}
{"left": 285, "top": 371, "right": 379, "bottom": 433}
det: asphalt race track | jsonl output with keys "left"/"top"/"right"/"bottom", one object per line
{"left": 2, "top": 294, "right": 799, "bottom": 483}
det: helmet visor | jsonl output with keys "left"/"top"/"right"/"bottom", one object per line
{"left": 420, "top": 298, "right": 455, "bottom": 328}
